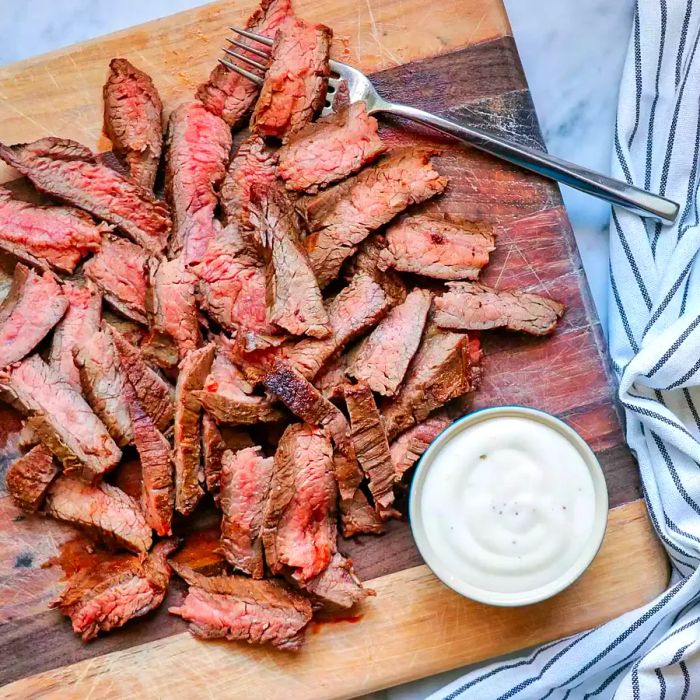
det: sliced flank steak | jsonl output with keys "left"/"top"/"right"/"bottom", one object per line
{"left": 103, "top": 58, "right": 163, "bottom": 190}
{"left": 303, "top": 552, "right": 373, "bottom": 610}
{"left": 349, "top": 288, "right": 432, "bottom": 397}
{"left": 220, "top": 446, "right": 274, "bottom": 578}
{"left": 339, "top": 490, "right": 384, "bottom": 537}
{"left": 4, "top": 355, "right": 122, "bottom": 482}
{"left": 434, "top": 282, "right": 565, "bottom": 336}
{"left": 147, "top": 256, "right": 200, "bottom": 361}
{"left": 391, "top": 411, "right": 452, "bottom": 479}
{"left": 48, "top": 281, "right": 102, "bottom": 391}
{"left": 165, "top": 102, "right": 232, "bottom": 264}
{"left": 83, "top": 235, "right": 149, "bottom": 324}
{"left": 0, "top": 187, "right": 104, "bottom": 273}
{"left": 277, "top": 102, "right": 386, "bottom": 193}
{"left": 302, "top": 148, "right": 448, "bottom": 287}
{"left": 173, "top": 344, "right": 216, "bottom": 515}
{"left": 44, "top": 476, "right": 152, "bottom": 552}
{"left": 51, "top": 538, "right": 178, "bottom": 641}
{"left": 313, "top": 344, "right": 359, "bottom": 400}
{"left": 169, "top": 563, "right": 312, "bottom": 651}
{"left": 196, "top": 0, "right": 293, "bottom": 126}
{"left": 262, "top": 423, "right": 337, "bottom": 583}
{"left": 0, "top": 138, "right": 171, "bottom": 254}
{"left": 74, "top": 330, "right": 133, "bottom": 447}
{"left": 379, "top": 215, "right": 496, "bottom": 280}
{"left": 220, "top": 136, "right": 277, "bottom": 229}
{"left": 6, "top": 443, "right": 59, "bottom": 512}
{"left": 248, "top": 183, "right": 330, "bottom": 338}
{"left": 0, "top": 264, "right": 68, "bottom": 369}
{"left": 251, "top": 16, "right": 332, "bottom": 140}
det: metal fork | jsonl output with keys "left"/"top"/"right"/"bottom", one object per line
{"left": 222, "top": 28, "right": 679, "bottom": 224}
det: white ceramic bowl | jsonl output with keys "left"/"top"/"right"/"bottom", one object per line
{"left": 409, "top": 406, "right": 609, "bottom": 607}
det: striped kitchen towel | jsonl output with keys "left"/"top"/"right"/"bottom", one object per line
{"left": 428, "top": 1, "right": 700, "bottom": 698}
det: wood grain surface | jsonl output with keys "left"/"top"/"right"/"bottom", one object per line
{"left": 0, "top": 0, "right": 669, "bottom": 696}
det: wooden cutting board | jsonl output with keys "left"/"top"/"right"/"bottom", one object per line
{"left": 0, "top": 0, "right": 669, "bottom": 698}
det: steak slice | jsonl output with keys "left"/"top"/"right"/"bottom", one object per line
{"left": 434, "top": 282, "right": 566, "bottom": 336}
{"left": 48, "top": 281, "right": 102, "bottom": 390}
{"left": 169, "top": 563, "right": 312, "bottom": 651}
{"left": 314, "top": 345, "right": 359, "bottom": 400}
{"left": 0, "top": 138, "right": 171, "bottom": 253}
{"left": 0, "top": 187, "right": 104, "bottom": 273}
{"left": 196, "top": 0, "right": 294, "bottom": 126}
{"left": 220, "top": 446, "right": 274, "bottom": 578}
{"left": 286, "top": 273, "right": 393, "bottom": 380}
{"left": 262, "top": 423, "right": 336, "bottom": 583}
{"left": 220, "top": 136, "right": 277, "bottom": 228}
{"left": 103, "top": 58, "right": 163, "bottom": 190}
{"left": 192, "top": 225, "right": 277, "bottom": 337}
{"left": 379, "top": 215, "right": 496, "bottom": 280}
{"left": 277, "top": 102, "right": 386, "bottom": 193}
{"left": 83, "top": 235, "right": 149, "bottom": 324}
{"left": 147, "top": 256, "right": 200, "bottom": 361}
{"left": 174, "top": 344, "right": 216, "bottom": 515}
{"left": 339, "top": 490, "right": 385, "bottom": 537}
{"left": 6, "top": 443, "right": 59, "bottom": 512}
{"left": 391, "top": 411, "right": 452, "bottom": 479}
{"left": 251, "top": 16, "right": 332, "bottom": 140}
{"left": 4, "top": 355, "right": 122, "bottom": 482}
{"left": 302, "top": 148, "right": 448, "bottom": 287}
{"left": 165, "top": 102, "right": 232, "bottom": 264}
{"left": 110, "top": 328, "right": 174, "bottom": 431}
{"left": 248, "top": 183, "right": 330, "bottom": 338}
{"left": 50, "top": 538, "right": 178, "bottom": 640}
{"left": 344, "top": 383, "right": 396, "bottom": 518}
{"left": 349, "top": 288, "right": 432, "bottom": 397}
{"left": 74, "top": 330, "right": 133, "bottom": 447}
{"left": 381, "top": 326, "right": 478, "bottom": 440}
{"left": 0, "top": 264, "right": 68, "bottom": 368}
{"left": 303, "top": 552, "right": 373, "bottom": 610}
{"left": 44, "top": 476, "right": 152, "bottom": 552}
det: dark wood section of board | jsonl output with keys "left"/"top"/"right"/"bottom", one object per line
{"left": 0, "top": 36, "right": 638, "bottom": 686}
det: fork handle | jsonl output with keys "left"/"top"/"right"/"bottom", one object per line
{"left": 375, "top": 101, "right": 679, "bottom": 224}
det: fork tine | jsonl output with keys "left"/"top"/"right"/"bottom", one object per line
{"left": 218, "top": 59, "right": 264, "bottom": 85}
{"left": 230, "top": 26, "right": 274, "bottom": 47}
{"left": 226, "top": 37, "right": 270, "bottom": 59}
{"left": 222, "top": 48, "right": 268, "bottom": 71}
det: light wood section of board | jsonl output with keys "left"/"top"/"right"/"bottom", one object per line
{"left": 3, "top": 500, "right": 668, "bottom": 700}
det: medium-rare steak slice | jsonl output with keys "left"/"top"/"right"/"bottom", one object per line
{"left": 262, "top": 423, "right": 336, "bottom": 582}
{"left": 344, "top": 383, "right": 396, "bottom": 518}
{"left": 349, "top": 288, "right": 432, "bottom": 397}
{"left": 48, "top": 281, "right": 102, "bottom": 390}
{"left": 303, "top": 552, "right": 373, "bottom": 610}
{"left": 44, "top": 476, "right": 152, "bottom": 552}
{"left": 51, "top": 538, "right": 178, "bottom": 640}
{"left": 277, "top": 102, "right": 386, "bottom": 193}
{"left": 339, "top": 490, "right": 385, "bottom": 537}
{"left": 0, "top": 138, "right": 171, "bottom": 253}
{"left": 286, "top": 273, "right": 393, "bottom": 380}
{"left": 434, "top": 282, "right": 565, "bottom": 336}
{"left": 379, "top": 215, "right": 496, "bottom": 280}
{"left": 391, "top": 411, "right": 452, "bottom": 479}
{"left": 196, "top": 0, "right": 293, "bottom": 126}
{"left": 6, "top": 443, "right": 59, "bottom": 512}
{"left": 0, "top": 264, "right": 68, "bottom": 368}
{"left": 174, "top": 344, "right": 216, "bottom": 515}
{"left": 248, "top": 183, "right": 330, "bottom": 338}
{"left": 74, "top": 330, "right": 133, "bottom": 447}
{"left": 314, "top": 344, "right": 359, "bottom": 400}
{"left": 165, "top": 102, "right": 232, "bottom": 264}
{"left": 169, "top": 563, "right": 312, "bottom": 651}
{"left": 220, "top": 136, "right": 277, "bottom": 228}
{"left": 83, "top": 235, "right": 149, "bottom": 324}
{"left": 302, "top": 148, "right": 448, "bottom": 287}
{"left": 110, "top": 328, "right": 174, "bottom": 431}
{"left": 0, "top": 187, "right": 104, "bottom": 273}
{"left": 251, "top": 16, "right": 332, "bottom": 140}
{"left": 381, "top": 326, "right": 478, "bottom": 440}
{"left": 4, "top": 355, "right": 122, "bottom": 482}
{"left": 220, "top": 446, "right": 274, "bottom": 578}
{"left": 147, "top": 256, "right": 200, "bottom": 360}
{"left": 103, "top": 58, "right": 163, "bottom": 190}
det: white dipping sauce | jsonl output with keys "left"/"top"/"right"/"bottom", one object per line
{"left": 417, "top": 414, "right": 603, "bottom": 600}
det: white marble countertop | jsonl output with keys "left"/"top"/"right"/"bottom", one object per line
{"left": 0, "top": 0, "right": 635, "bottom": 697}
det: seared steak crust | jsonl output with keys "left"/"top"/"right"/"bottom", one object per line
{"left": 339, "top": 489, "right": 385, "bottom": 537}
{"left": 303, "top": 552, "right": 373, "bottom": 610}
{"left": 6, "top": 443, "right": 59, "bottom": 512}
{"left": 390, "top": 411, "right": 452, "bottom": 479}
